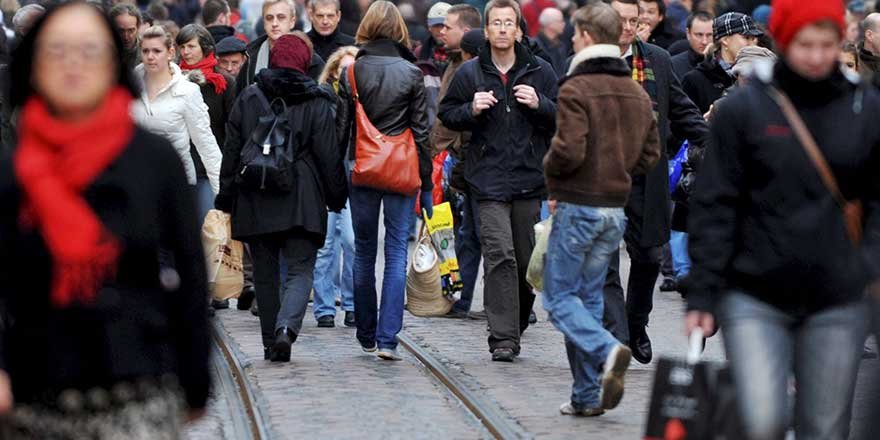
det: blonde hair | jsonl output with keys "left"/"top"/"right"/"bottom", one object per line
{"left": 141, "top": 25, "right": 174, "bottom": 49}
{"left": 262, "top": 0, "right": 296, "bottom": 17}
{"left": 319, "top": 45, "right": 358, "bottom": 84}
{"left": 356, "top": 1, "right": 410, "bottom": 48}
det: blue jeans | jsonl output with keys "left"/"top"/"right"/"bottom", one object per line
{"left": 350, "top": 185, "right": 415, "bottom": 350}
{"left": 719, "top": 291, "right": 868, "bottom": 440}
{"left": 669, "top": 231, "right": 691, "bottom": 278}
{"left": 453, "top": 193, "right": 481, "bottom": 313}
{"left": 194, "top": 178, "right": 214, "bottom": 224}
{"left": 313, "top": 201, "right": 355, "bottom": 318}
{"left": 542, "top": 203, "right": 627, "bottom": 408}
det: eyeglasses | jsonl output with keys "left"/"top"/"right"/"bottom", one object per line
{"left": 620, "top": 17, "right": 640, "bottom": 28}
{"left": 36, "top": 41, "right": 112, "bottom": 64}
{"left": 489, "top": 20, "right": 517, "bottom": 29}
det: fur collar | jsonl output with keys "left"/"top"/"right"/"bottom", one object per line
{"left": 566, "top": 44, "right": 621, "bottom": 75}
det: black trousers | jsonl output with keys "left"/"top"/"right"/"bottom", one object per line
{"left": 602, "top": 240, "right": 663, "bottom": 346}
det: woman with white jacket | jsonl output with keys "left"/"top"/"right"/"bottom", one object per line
{"left": 131, "top": 26, "right": 222, "bottom": 194}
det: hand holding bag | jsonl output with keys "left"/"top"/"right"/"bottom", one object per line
{"left": 347, "top": 65, "right": 421, "bottom": 196}
{"left": 201, "top": 209, "right": 244, "bottom": 300}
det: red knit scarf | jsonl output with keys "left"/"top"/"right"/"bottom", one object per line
{"left": 14, "top": 87, "right": 134, "bottom": 308}
{"left": 180, "top": 53, "right": 228, "bottom": 94}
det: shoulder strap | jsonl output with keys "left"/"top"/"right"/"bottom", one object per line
{"left": 766, "top": 86, "right": 848, "bottom": 209}
{"left": 347, "top": 63, "right": 358, "bottom": 100}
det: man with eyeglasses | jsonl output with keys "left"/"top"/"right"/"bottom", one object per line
{"left": 439, "top": 0, "right": 558, "bottom": 363}
{"left": 601, "top": 0, "right": 709, "bottom": 365}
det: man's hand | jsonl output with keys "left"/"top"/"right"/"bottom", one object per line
{"left": 472, "top": 90, "right": 497, "bottom": 116}
{"left": 513, "top": 85, "right": 540, "bottom": 109}
{"left": 548, "top": 200, "right": 557, "bottom": 215}
{"left": 685, "top": 311, "right": 716, "bottom": 337}
{"left": 0, "top": 370, "right": 12, "bottom": 415}
{"left": 637, "top": 22, "right": 652, "bottom": 42}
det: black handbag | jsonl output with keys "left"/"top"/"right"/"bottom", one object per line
{"left": 237, "top": 90, "right": 296, "bottom": 192}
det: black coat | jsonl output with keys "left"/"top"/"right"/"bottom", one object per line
{"left": 647, "top": 21, "right": 685, "bottom": 50}
{"left": 687, "top": 62, "right": 880, "bottom": 315}
{"left": 670, "top": 48, "right": 704, "bottom": 82}
{"left": 534, "top": 32, "right": 569, "bottom": 77}
{"left": 0, "top": 129, "right": 210, "bottom": 409}
{"left": 681, "top": 55, "right": 736, "bottom": 114}
{"left": 234, "top": 34, "right": 326, "bottom": 97}
{"left": 337, "top": 39, "right": 434, "bottom": 192}
{"left": 625, "top": 41, "right": 709, "bottom": 247}
{"left": 217, "top": 69, "right": 347, "bottom": 242}
{"left": 306, "top": 28, "right": 355, "bottom": 64}
{"left": 188, "top": 68, "right": 237, "bottom": 180}
{"left": 439, "top": 41, "right": 559, "bottom": 202}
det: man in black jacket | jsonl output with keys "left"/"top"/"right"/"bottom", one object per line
{"left": 306, "top": 0, "right": 355, "bottom": 62}
{"left": 670, "top": 11, "right": 713, "bottom": 80}
{"left": 203, "top": 0, "right": 241, "bottom": 45}
{"left": 234, "top": 0, "right": 325, "bottom": 96}
{"left": 439, "top": 0, "right": 558, "bottom": 363}
{"left": 639, "top": 0, "right": 684, "bottom": 50}
{"left": 604, "top": 0, "right": 709, "bottom": 364}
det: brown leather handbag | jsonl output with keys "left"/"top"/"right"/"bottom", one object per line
{"left": 347, "top": 65, "right": 421, "bottom": 196}
{"left": 767, "top": 86, "right": 864, "bottom": 245}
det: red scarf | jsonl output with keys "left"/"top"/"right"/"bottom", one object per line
{"left": 180, "top": 53, "right": 228, "bottom": 95}
{"left": 14, "top": 87, "right": 134, "bottom": 308}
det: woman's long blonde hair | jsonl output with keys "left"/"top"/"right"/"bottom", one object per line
{"left": 319, "top": 46, "right": 358, "bottom": 85}
{"left": 355, "top": 1, "right": 410, "bottom": 48}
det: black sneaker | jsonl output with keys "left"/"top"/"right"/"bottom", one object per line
{"left": 270, "top": 328, "right": 295, "bottom": 362}
{"left": 659, "top": 278, "right": 678, "bottom": 292}
{"left": 317, "top": 315, "right": 335, "bottom": 328}
{"left": 529, "top": 309, "right": 538, "bottom": 324}
{"left": 344, "top": 311, "right": 356, "bottom": 328}
{"left": 492, "top": 348, "right": 517, "bottom": 362}
{"left": 237, "top": 288, "right": 255, "bottom": 310}
{"left": 211, "top": 299, "right": 230, "bottom": 310}
{"left": 439, "top": 309, "right": 468, "bottom": 319}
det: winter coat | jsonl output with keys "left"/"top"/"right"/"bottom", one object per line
{"left": 647, "top": 21, "right": 685, "bottom": 50}
{"left": 535, "top": 32, "right": 570, "bottom": 78}
{"left": 438, "top": 41, "right": 559, "bottom": 202}
{"left": 859, "top": 43, "right": 880, "bottom": 76}
{"left": 216, "top": 68, "right": 347, "bottom": 242}
{"left": 671, "top": 48, "right": 704, "bottom": 82}
{"left": 234, "top": 34, "right": 326, "bottom": 97}
{"left": 181, "top": 67, "right": 236, "bottom": 180}
{"left": 687, "top": 61, "right": 880, "bottom": 316}
{"left": 681, "top": 55, "right": 736, "bottom": 114}
{"left": 545, "top": 45, "right": 660, "bottom": 207}
{"left": 131, "top": 63, "right": 223, "bottom": 193}
{"left": 306, "top": 27, "right": 355, "bottom": 63}
{"left": 0, "top": 129, "right": 211, "bottom": 410}
{"left": 623, "top": 41, "right": 709, "bottom": 247}
{"left": 337, "top": 39, "right": 434, "bottom": 192}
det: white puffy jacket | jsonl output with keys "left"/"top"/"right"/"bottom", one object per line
{"left": 131, "top": 63, "right": 222, "bottom": 194}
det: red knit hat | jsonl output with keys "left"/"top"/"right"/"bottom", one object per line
{"left": 769, "top": 0, "right": 846, "bottom": 50}
{"left": 269, "top": 34, "right": 311, "bottom": 73}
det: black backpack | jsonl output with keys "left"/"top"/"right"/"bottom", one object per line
{"left": 237, "top": 89, "right": 296, "bottom": 192}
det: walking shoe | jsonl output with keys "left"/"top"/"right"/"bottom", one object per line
{"left": 559, "top": 401, "right": 604, "bottom": 417}
{"left": 361, "top": 342, "right": 378, "bottom": 353}
{"left": 211, "top": 299, "right": 230, "bottom": 310}
{"left": 344, "top": 311, "right": 356, "bottom": 328}
{"left": 377, "top": 347, "right": 403, "bottom": 361}
{"left": 250, "top": 301, "right": 259, "bottom": 317}
{"left": 492, "top": 348, "right": 517, "bottom": 362}
{"left": 439, "top": 309, "right": 468, "bottom": 319}
{"left": 317, "top": 315, "right": 335, "bottom": 328}
{"left": 529, "top": 309, "right": 538, "bottom": 324}
{"left": 629, "top": 327, "right": 653, "bottom": 364}
{"left": 237, "top": 288, "right": 255, "bottom": 310}
{"left": 468, "top": 310, "right": 488, "bottom": 320}
{"left": 600, "top": 345, "right": 632, "bottom": 410}
{"left": 659, "top": 278, "right": 678, "bottom": 292}
{"left": 270, "top": 328, "right": 295, "bottom": 363}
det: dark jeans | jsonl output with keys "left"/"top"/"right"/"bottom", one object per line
{"left": 478, "top": 199, "right": 540, "bottom": 353}
{"left": 453, "top": 193, "right": 481, "bottom": 313}
{"left": 248, "top": 232, "right": 319, "bottom": 348}
{"left": 350, "top": 185, "right": 415, "bottom": 350}
{"left": 602, "top": 241, "right": 663, "bottom": 346}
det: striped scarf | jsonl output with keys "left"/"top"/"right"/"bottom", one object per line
{"left": 630, "top": 40, "right": 659, "bottom": 117}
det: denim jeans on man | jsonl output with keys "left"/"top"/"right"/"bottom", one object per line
{"left": 719, "top": 291, "right": 868, "bottom": 440}
{"left": 313, "top": 200, "right": 355, "bottom": 319}
{"left": 350, "top": 185, "right": 415, "bottom": 350}
{"left": 452, "top": 193, "right": 481, "bottom": 313}
{"left": 669, "top": 231, "right": 691, "bottom": 278}
{"left": 543, "top": 203, "right": 626, "bottom": 409}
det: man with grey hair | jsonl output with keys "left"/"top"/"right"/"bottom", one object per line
{"left": 860, "top": 12, "right": 880, "bottom": 74}
{"left": 109, "top": 3, "right": 141, "bottom": 72}
{"left": 306, "top": 0, "right": 354, "bottom": 61}
{"left": 536, "top": 7, "right": 568, "bottom": 76}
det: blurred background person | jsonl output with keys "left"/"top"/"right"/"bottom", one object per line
{"left": 842, "top": 41, "right": 860, "bottom": 74}
{"left": 339, "top": 0, "right": 433, "bottom": 361}
{"left": 639, "top": 0, "right": 684, "bottom": 50}
{"left": 131, "top": 26, "right": 222, "bottom": 197}
{"left": 535, "top": 7, "right": 568, "bottom": 77}
{"left": 0, "top": 2, "right": 210, "bottom": 436}
{"left": 670, "top": 11, "right": 714, "bottom": 80}
{"left": 215, "top": 34, "right": 248, "bottom": 76}
{"left": 109, "top": 3, "right": 141, "bottom": 72}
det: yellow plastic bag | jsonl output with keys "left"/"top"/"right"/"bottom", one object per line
{"left": 201, "top": 209, "right": 244, "bottom": 300}
{"left": 423, "top": 202, "right": 463, "bottom": 300}
{"left": 527, "top": 217, "right": 553, "bottom": 292}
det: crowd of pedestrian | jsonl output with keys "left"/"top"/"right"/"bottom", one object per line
{"left": 0, "top": 0, "right": 878, "bottom": 438}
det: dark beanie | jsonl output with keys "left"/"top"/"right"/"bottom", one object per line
{"left": 461, "top": 29, "right": 485, "bottom": 58}
{"left": 270, "top": 34, "right": 311, "bottom": 73}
